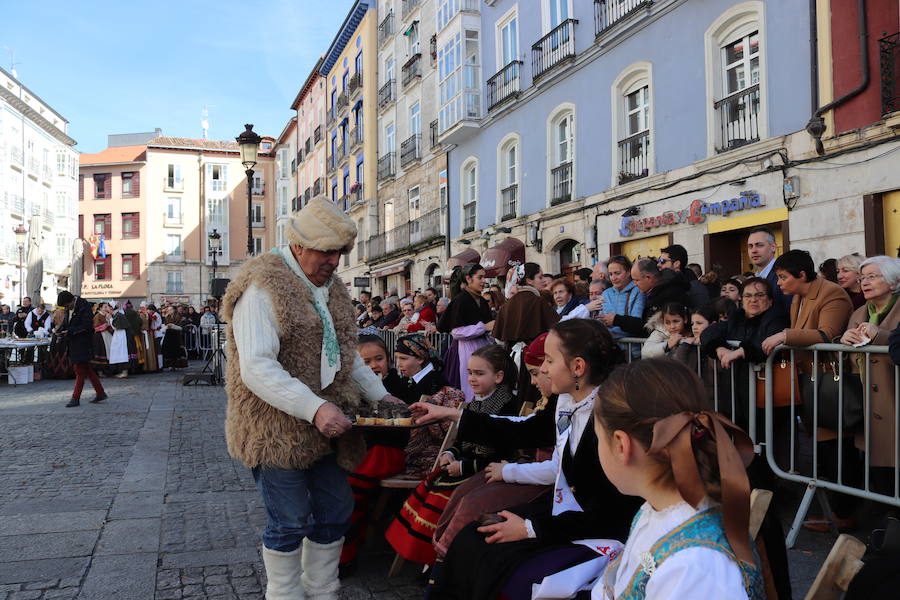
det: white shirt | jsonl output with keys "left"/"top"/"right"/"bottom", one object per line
{"left": 231, "top": 260, "right": 389, "bottom": 424}
{"left": 600, "top": 499, "right": 748, "bottom": 600}
{"left": 24, "top": 311, "right": 48, "bottom": 333}
{"left": 411, "top": 362, "right": 434, "bottom": 384}
{"left": 755, "top": 258, "right": 776, "bottom": 279}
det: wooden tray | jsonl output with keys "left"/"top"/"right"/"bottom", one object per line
{"left": 352, "top": 421, "right": 427, "bottom": 430}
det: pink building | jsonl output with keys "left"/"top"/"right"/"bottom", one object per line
{"left": 292, "top": 57, "right": 328, "bottom": 208}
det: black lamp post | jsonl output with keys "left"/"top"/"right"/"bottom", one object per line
{"left": 208, "top": 228, "right": 222, "bottom": 294}
{"left": 236, "top": 124, "right": 261, "bottom": 257}
{"left": 14, "top": 223, "right": 26, "bottom": 308}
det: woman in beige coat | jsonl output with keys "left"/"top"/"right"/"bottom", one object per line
{"left": 840, "top": 255, "right": 900, "bottom": 501}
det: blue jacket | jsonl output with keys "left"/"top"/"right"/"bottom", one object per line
{"left": 602, "top": 281, "right": 645, "bottom": 339}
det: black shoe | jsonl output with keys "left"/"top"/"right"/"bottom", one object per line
{"left": 65, "top": 398, "right": 80, "bottom": 408}
{"left": 90, "top": 393, "right": 108, "bottom": 404}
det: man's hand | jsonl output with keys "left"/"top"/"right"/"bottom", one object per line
{"left": 437, "top": 451, "right": 454, "bottom": 468}
{"left": 599, "top": 313, "right": 615, "bottom": 327}
{"left": 445, "top": 460, "right": 463, "bottom": 477}
{"left": 313, "top": 402, "right": 352, "bottom": 438}
{"left": 477, "top": 511, "right": 528, "bottom": 544}
{"left": 484, "top": 461, "right": 508, "bottom": 482}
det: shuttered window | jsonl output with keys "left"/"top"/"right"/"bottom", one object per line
{"left": 122, "top": 213, "right": 140, "bottom": 239}
{"left": 121, "top": 254, "right": 139, "bottom": 280}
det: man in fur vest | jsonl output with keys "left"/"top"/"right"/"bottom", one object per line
{"left": 222, "top": 197, "right": 403, "bottom": 599}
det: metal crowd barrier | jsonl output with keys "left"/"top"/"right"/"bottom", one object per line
{"left": 183, "top": 324, "right": 199, "bottom": 353}
{"left": 764, "top": 343, "right": 900, "bottom": 547}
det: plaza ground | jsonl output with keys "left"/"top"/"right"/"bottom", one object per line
{"left": 0, "top": 368, "right": 869, "bottom": 599}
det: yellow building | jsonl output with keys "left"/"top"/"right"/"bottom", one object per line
{"left": 322, "top": 0, "right": 378, "bottom": 287}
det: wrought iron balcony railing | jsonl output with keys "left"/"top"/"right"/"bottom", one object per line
{"left": 617, "top": 130, "right": 650, "bottom": 184}
{"left": 487, "top": 61, "right": 523, "bottom": 110}
{"left": 594, "top": 0, "right": 651, "bottom": 37}
{"left": 501, "top": 184, "right": 518, "bottom": 221}
{"left": 367, "top": 207, "right": 444, "bottom": 260}
{"left": 378, "top": 10, "right": 394, "bottom": 46}
{"left": 400, "top": 134, "right": 421, "bottom": 168}
{"left": 378, "top": 79, "right": 396, "bottom": 109}
{"left": 713, "top": 83, "right": 761, "bottom": 153}
{"left": 551, "top": 161, "right": 573, "bottom": 205}
{"left": 402, "top": 54, "right": 422, "bottom": 88}
{"left": 532, "top": 19, "right": 578, "bottom": 81}
{"left": 377, "top": 152, "right": 396, "bottom": 181}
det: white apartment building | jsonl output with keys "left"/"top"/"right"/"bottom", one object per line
{"left": 0, "top": 66, "right": 79, "bottom": 307}
{"left": 274, "top": 117, "right": 298, "bottom": 248}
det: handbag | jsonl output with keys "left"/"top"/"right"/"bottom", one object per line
{"left": 755, "top": 351, "right": 801, "bottom": 408}
{"left": 798, "top": 331, "right": 863, "bottom": 431}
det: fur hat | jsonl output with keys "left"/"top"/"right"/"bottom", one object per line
{"left": 287, "top": 197, "right": 357, "bottom": 254}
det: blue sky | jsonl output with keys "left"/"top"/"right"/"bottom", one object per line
{"left": 2, "top": 0, "right": 355, "bottom": 152}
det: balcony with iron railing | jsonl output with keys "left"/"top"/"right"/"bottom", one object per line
{"left": 378, "top": 10, "right": 394, "bottom": 46}
{"left": 349, "top": 71, "right": 363, "bottom": 97}
{"left": 164, "top": 176, "right": 184, "bottom": 191}
{"left": 367, "top": 207, "right": 444, "bottom": 261}
{"left": 350, "top": 126, "right": 364, "bottom": 150}
{"left": 532, "top": 19, "right": 578, "bottom": 81}
{"left": 377, "top": 152, "right": 396, "bottom": 181}
{"left": 304, "top": 188, "right": 312, "bottom": 204}
{"left": 27, "top": 157, "right": 40, "bottom": 177}
{"left": 462, "top": 202, "right": 476, "bottom": 233}
{"left": 402, "top": 54, "right": 422, "bottom": 88}
{"left": 338, "top": 195, "right": 350, "bottom": 212}
{"left": 714, "top": 83, "right": 761, "bottom": 153}
{"left": 617, "top": 130, "right": 650, "bottom": 184}
{"left": 252, "top": 183, "right": 266, "bottom": 196}
{"left": 501, "top": 184, "right": 518, "bottom": 221}
{"left": 487, "top": 61, "right": 523, "bottom": 110}
{"left": 335, "top": 143, "right": 346, "bottom": 166}
{"left": 594, "top": 0, "right": 651, "bottom": 37}
{"left": 336, "top": 90, "right": 349, "bottom": 112}
{"left": 430, "top": 119, "right": 440, "bottom": 149}
{"left": 313, "top": 177, "right": 323, "bottom": 196}
{"left": 353, "top": 184, "right": 364, "bottom": 204}
{"left": 402, "top": 0, "right": 420, "bottom": 20}
{"left": 378, "top": 79, "right": 396, "bottom": 109}
{"left": 9, "top": 146, "right": 23, "bottom": 167}
{"left": 327, "top": 106, "right": 337, "bottom": 128}
{"left": 400, "top": 134, "right": 421, "bottom": 168}
{"left": 252, "top": 215, "right": 266, "bottom": 228}
{"left": 305, "top": 137, "right": 313, "bottom": 154}
{"left": 880, "top": 32, "right": 899, "bottom": 115}
{"left": 551, "top": 161, "right": 573, "bottom": 205}
{"left": 314, "top": 126, "right": 322, "bottom": 144}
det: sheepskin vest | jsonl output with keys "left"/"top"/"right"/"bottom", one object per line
{"left": 221, "top": 251, "right": 366, "bottom": 471}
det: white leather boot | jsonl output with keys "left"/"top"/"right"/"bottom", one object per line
{"left": 300, "top": 538, "right": 343, "bottom": 599}
{"left": 261, "top": 546, "right": 304, "bottom": 600}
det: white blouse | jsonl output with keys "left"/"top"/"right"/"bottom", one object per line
{"left": 598, "top": 499, "right": 748, "bottom": 600}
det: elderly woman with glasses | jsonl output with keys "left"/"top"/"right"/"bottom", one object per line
{"left": 839, "top": 255, "right": 900, "bottom": 504}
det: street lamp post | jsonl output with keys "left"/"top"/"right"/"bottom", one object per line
{"left": 13, "top": 223, "right": 26, "bottom": 308}
{"left": 235, "top": 124, "right": 261, "bottom": 258}
{"left": 208, "top": 228, "right": 222, "bottom": 286}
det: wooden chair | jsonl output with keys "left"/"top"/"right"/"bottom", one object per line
{"left": 803, "top": 534, "right": 866, "bottom": 600}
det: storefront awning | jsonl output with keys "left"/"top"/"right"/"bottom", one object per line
{"left": 369, "top": 260, "right": 412, "bottom": 279}
{"left": 446, "top": 248, "right": 480, "bottom": 271}
{"left": 481, "top": 237, "right": 525, "bottom": 277}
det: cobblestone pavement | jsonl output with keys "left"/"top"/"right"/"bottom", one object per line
{"left": 0, "top": 367, "right": 863, "bottom": 599}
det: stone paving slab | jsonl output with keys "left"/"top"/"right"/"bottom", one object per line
{"left": 95, "top": 518, "right": 161, "bottom": 555}
{"left": 77, "top": 552, "right": 157, "bottom": 600}
{"left": 0, "top": 531, "right": 97, "bottom": 562}
{"left": 1, "top": 511, "right": 106, "bottom": 536}
{"left": 108, "top": 491, "right": 164, "bottom": 519}
{"left": 0, "top": 557, "right": 89, "bottom": 585}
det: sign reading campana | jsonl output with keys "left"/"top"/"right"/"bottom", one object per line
{"left": 619, "top": 191, "right": 766, "bottom": 237}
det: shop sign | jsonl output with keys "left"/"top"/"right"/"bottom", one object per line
{"left": 353, "top": 277, "right": 371, "bottom": 288}
{"left": 82, "top": 281, "right": 128, "bottom": 298}
{"left": 160, "top": 295, "right": 192, "bottom": 304}
{"left": 619, "top": 191, "right": 765, "bottom": 237}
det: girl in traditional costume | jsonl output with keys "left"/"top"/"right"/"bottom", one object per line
{"left": 594, "top": 358, "right": 763, "bottom": 599}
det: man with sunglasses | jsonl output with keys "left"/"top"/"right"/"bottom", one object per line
{"left": 658, "top": 244, "right": 709, "bottom": 308}
{"left": 608, "top": 257, "right": 691, "bottom": 337}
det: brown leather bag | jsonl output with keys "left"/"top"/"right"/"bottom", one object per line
{"left": 755, "top": 351, "right": 801, "bottom": 408}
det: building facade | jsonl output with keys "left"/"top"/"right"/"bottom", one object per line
{"left": 0, "top": 66, "right": 78, "bottom": 306}
{"left": 444, "top": 0, "right": 900, "bottom": 280}
{"left": 79, "top": 135, "right": 276, "bottom": 307}
{"left": 274, "top": 117, "right": 297, "bottom": 248}
{"left": 292, "top": 58, "right": 329, "bottom": 219}
{"left": 323, "top": 0, "right": 380, "bottom": 288}
{"left": 370, "top": 0, "right": 449, "bottom": 295}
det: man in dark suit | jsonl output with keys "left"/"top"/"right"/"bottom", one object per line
{"left": 56, "top": 291, "right": 107, "bottom": 407}
{"left": 747, "top": 226, "right": 792, "bottom": 315}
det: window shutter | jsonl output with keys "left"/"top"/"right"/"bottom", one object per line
{"left": 78, "top": 175, "right": 84, "bottom": 201}
{"left": 103, "top": 174, "right": 111, "bottom": 198}
{"left": 134, "top": 212, "right": 140, "bottom": 237}
{"left": 132, "top": 171, "right": 140, "bottom": 197}
{"left": 105, "top": 214, "right": 112, "bottom": 239}
{"left": 175, "top": 164, "right": 182, "bottom": 186}
{"left": 134, "top": 254, "right": 141, "bottom": 280}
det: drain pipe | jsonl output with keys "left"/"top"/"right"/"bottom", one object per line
{"left": 809, "top": 0, "right": 819, "bottom": 115}
{"left": 806, "top": 0, "right": 870, "bottom": 155}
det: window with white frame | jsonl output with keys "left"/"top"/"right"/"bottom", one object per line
{"left": 56, "top": 151, "right": 66, "bottom": 176}
{"left": 279, "top": 149, "right": 289, "bottom": 178}
{"left": 385, "top": 56, "right": 396, "bottom": 84}
{"left": 56, "top": 233, "right": 67, "bottom": 259}
{"left": 498, "top": 11, "right": 519, "bottom": 69}
{"left": 499, "top": 138, "right": 518, "bottom": 219}
{"left": 385, "top": 122, "right": 396, "bottom": 153}
{"left": 166, "top": 164, "right": 182, "bottom": 189}
{"left": 548, "top": 107, "right": 574, "bottom": 205}
{"left": 438, "top": 30, "right": 481, "bottom": 133}
{"left": 410, "top": 102, "right": 421, "bottom": 136}
{"left": 612, "top": 63, "right": 653, "bottom": 185}
{"left": 253, "top": 237, "right": 263, "bottom": 255}
{"left": 166, "top": 234, "right": 182, "bottom": 257}
{"left": 209, "top": 164, "right": 228, "bottom": 192}
{"left": 166, "top": 197, "right": 181, "bottom": 225}
{"left": 276, "top": 222, "right": 285, "bottom": 247}
{"left": 252, "top": 172, "right": 264, "bottom": 194}
{"left": 408, "top": 185, "right": 421, "bottom": 241}
{"left": 705, "top": 2, "right": 765, "bottom": 154}
{"left": 461, "top": 160, "right": 477, "bottom": 232}
{"left": 407, "top": 21, "right": 420, "bottom": 56}
{"left": 207, "top": 197, "right": 226, "bottom": 227}
{"left": 252, "top": 203, "right": 263, "bottom": 225}
{"left": 166, "top": 271, "right": 183, "bottom": 293}
{"left": 56, "top": 191, "right": 66, "bottom": 215}
{"left": 279, "top": 187, "right": 288, "bottom": 216}
{"left": 544, "top": 0, "right": 572, "bottom": 32}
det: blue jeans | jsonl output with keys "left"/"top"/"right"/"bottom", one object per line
{"left": 252, "top": 453, "right": 353, "bottom": 552}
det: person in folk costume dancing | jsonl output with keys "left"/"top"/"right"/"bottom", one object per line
{"left": 594, "top": 359, "right": 763, "bottom": 600}
{"left": 385, "top": 343, "right": 520, "bottom": 568}
{"left": 46, "top": 306, "right": 74, "bottom": 379}
{"left": 340, "top": 329, "right": 420, "bottom": 571}
{"left": 221, "top": 197, "right": 408, "bottom": 600}
{"left": 430, "top": 333, "right": 558, "bottom": 571}
{"left": 107, "top": 301, "right": 131, "bottom": 378}
{"left": 56, "top": 291, "right": 108, "bottom": 408}
{"left": 411, "top": 319, "right": 642, "bottom": 600}
{"left": 91, "top": 303, "right": 111, "bottom": 375}
{"left": 493, "top": 263, "right": 559, "bottom": 411}
{"left": 160, "top": 306, "right": 189, "bottom": 370}
{"left": 437, "top": 263, "right": 494, "bottom": 402}
{"left": 124, "top": 303, "right": 145, "bottom": 374}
